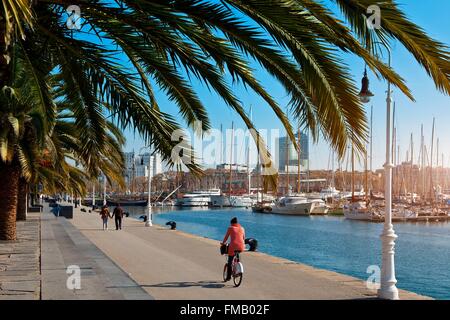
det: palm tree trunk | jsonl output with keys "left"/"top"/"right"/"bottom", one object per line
{"left": 16, "top": 178, "right": 28, "bottom": 221}
{"left": 0, "top": 162, "right": 20, "bottom": 240}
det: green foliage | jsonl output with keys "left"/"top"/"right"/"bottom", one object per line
{"left": 1, "top": 0, "right": 449, "bottom": 191}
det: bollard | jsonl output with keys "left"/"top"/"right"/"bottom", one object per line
{"left": 166, "top": 221, "right": 177, "bottom": 230}
{"left": 245, "top": 238, "right": 258, "bottom": 251}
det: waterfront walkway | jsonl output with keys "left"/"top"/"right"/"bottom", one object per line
{"left": 0, "top": 203, "right": 431, "bottom": 300}
{"left": 70, "top": 205, "right": 429, "bottom": 300}
{"left": 0, "top": 213, "right": 40, "bottom": 299}
{"left": 0, "top": 205, "right": 151, "bottom": 300}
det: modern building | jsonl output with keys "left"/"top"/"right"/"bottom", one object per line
{"left": 140, "top": 153, "right": 162, "bottom": 177}
{"left": 135, "top": 164, "right": 148, "bottom": 178}
{"left": 216, "top": 163, "right": 249, "bottom": 172}
{"left": 124, "top": 152, "right": 136, "bottom": 185}
{"left": 275, "top": 132, "right": 309, "bottom": 173}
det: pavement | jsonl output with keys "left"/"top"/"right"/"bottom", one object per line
{"left": 69, "top": 204, "right": 430, "bottom": 300}
{"left": 0, "top": 213, "right": 40, "bottom": 299}
{"left": 0, "top": 204, "right": 152, "bottom": 300}
{"left": 0, "top": 202, "right": 431, "bottom": 300}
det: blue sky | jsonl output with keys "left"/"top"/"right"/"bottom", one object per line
{"left": 123, "top": 1, "right": 450, "bottom": 171}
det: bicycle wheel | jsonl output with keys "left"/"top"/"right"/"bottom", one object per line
{"left": 233, "top": 272, "right": 243, "bottom": 287}
{"left": 223, "top": 264, "right": 228, "bottom": 282}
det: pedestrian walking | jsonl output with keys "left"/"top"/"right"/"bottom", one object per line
{"left": 112, "top": 203, "right": 124, "bottom": 230}
{"left": 100, "top": 205, "right": 111, "bottom": 230}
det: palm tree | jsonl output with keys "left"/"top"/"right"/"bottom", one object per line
{"left": 1, "top": 44, "right": 125, "bottom": 237}
{"left": 1, "top": 0, "right": 449, "bottom": 239}
{"left": 15, "top": 114, "right": 127, "bottom": 222}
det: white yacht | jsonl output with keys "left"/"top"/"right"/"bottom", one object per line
{"left": 310, "top": 199, "right": 329, "bottom": 215}
{"left": 271, "top": 196, "right": 315, "bottom": 215}
{"left": 175, "top": 189, "right": 221, "bottom": 207}
{"left": 320, "top": 186, "right": 340, "bottom": 200}
{"left": 343, "top": 201, "right": 376, "bottom": 221}
{"left": 210, "top": 195, "right": 254, "bottom": 208}
{"left": 342, "top": 188, "right": 365, "bottom": 200}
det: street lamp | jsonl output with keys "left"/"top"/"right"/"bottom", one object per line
{"left": 358, "top": 42, "right": 399, "bottom": 300}
{"left": 103, "top": 172, "right": 107, "bottom": 206}
{"left": 139, "top": 146, "right": 153, "bottom": 227}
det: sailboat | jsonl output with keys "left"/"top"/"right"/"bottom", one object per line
{"left": 251, "top": 131, "right": 275, "bottom": 213}
{"left": 272, "top": 128, "right": 316, "bottom": 215}
{"left": 211, "top": 119, "right": 255, "bottom": 208}
{"left": 344, "top": 137, "right": 378, "bottom": 221}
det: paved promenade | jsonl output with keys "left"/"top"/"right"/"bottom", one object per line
{"left": 1, "top": 204, "right": 152, "bottom": 300}
{"left": 70, "top": 205, "right": 430, "bottom": 300}
{"left": 0, "top": 213, "right": 40, "bottom": 299}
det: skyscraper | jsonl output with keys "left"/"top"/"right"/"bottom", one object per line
{"left": 276, "top": 132, "right": 309, "bottom": 173}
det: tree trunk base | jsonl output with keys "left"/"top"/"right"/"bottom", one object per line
{"left": 16, "top": 178, "right": 27, "bottom": 221}
{"left": 0, "top": 162, "right": 20, "bottom": 240}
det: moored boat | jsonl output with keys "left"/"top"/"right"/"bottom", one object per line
{"left": 271, "top": 196, "right": 314, "bottom": 215}
{"left": 343, "top": 201, "right": 380, "bottom": 221}
{"left": 175, "top": 189, "right": 221, "bottom": 207}
{"left": 106, "top": 199, "right": 148, "bottom": 206}
{"left": 310, "top": 199, "right": 329, "bottom": 215}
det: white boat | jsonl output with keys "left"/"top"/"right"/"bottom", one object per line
{"left": 343, "top": 201, "right": 377, "bottom": 221}
{"left": 210, "top": 195, "right": 255, "bottom": 208}
{"left": 175, "top": 189, "right": 221, "bottom": 207}
{"left": 271, "top": 196, "right": 314, "bottom": 215}
{"left": 393, "top": 204, "right": 419, "bottom": 218}
{"left": 310, "top": 199, "right": 329, "bottom": 215}
{"left": 342, "top": 188, "right": 365, "bottom": 200}
{"left": 320, "top": 186, "right": 341, "bottom": 200}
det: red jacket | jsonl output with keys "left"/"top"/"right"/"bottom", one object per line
{"left": 223, "top": 223, "right": 245, "bottom": 256}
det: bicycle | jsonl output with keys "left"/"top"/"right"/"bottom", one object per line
{"left": 222, "top": 250, "right": 244, "bottom": 287}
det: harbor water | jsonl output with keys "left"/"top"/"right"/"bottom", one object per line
{"left": 125, "top": 206, "right": 450, "bottom": 299}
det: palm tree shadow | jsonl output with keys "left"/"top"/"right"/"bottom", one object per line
{"left": 143, "top": 280, "right": 226, "bottom": 289}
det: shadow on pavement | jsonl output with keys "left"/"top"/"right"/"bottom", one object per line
{"left": 143, "top": 280, "right": 226, "bottom": 289}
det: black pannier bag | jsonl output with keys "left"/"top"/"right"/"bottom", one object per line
{"left": 220, "top": 243, "right": 229, "bottom": 255}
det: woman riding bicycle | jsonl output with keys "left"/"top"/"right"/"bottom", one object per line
{"left": 221, "top": 217, "right": 245, "bottom": 282}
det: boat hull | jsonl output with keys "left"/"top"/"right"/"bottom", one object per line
{"left": 106, "top": 199, "right": 148, "bottom": 207}
{"left": 210, "top": 195, "right": 254, "bottom": 208}
{"left": 271, "top": 202, "right": 313, "bottom": 215}
{"left": 343, "top": 211, "right": 373, "bottom": 220}
{"left": 175, "top": 197, "right": 211, "bottom": 207}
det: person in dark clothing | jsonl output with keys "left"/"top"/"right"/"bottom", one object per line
{"left": 112, "top": 204, "right": 124, "bottom": 230}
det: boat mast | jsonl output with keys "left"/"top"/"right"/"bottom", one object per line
{"left": 365, "top": 143, "right": 369, "bottom": 204}
{"left": 297, "top": 127, "right": 301, "bottom": 194}
{"left": 229, "top": 121, "right": 234, "bottom": 199}
{"left": 329, "top": 150, "right": 335, "bottom": 204}
{"left": 430, "top": 117, "right": 435, "bottom": 201}
{"left": 257, "top": 145, "right": 260, "bottom": 203}
{"left": 442, "top": 153, "right": 445, "bottom": 188}
{"left": 306, "top": 129, "right": 310, "bottom": 193}
{"left": 410, "top": 133, "right": 414, "bottom": 203}
{"left": 369, "top": 105, "right": 373, "bottom": 191}
{"left": 351, "top": 134, "right": 355, "bottom": 202}
{"left": 285, "top": 114, "right": 290, "bottom": 194}
{"left": 247, "top": 106, "right": 252, "bottom": 195}
{"left": 220, "top": 123, "right": 223, "bottom": 192}
{"left": 392, "top": 102, "right": 396, "bottom": 199}
{"left": 421, "top": 124, "right": 425, "bottom": 201}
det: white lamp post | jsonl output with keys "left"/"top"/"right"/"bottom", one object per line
{"left": 358, "top": 42, "right": 399, "bottom": 300}
{"left": 92, "top": 182, "right": 95, "bottom": 209}
{"left": 140, "top": 146, "right": 153, "bottom": 227}
{"left": 103, "top": 172, "right": 107, "bottom": 206}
